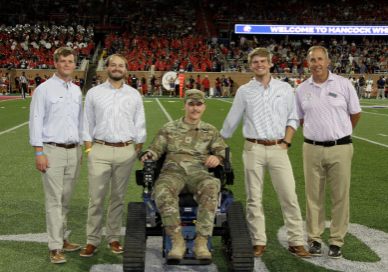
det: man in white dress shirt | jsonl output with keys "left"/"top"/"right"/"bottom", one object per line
{"left": 221, "top": 48, "right": 311, "bottom": 258}
{"left": 29, "top": 47, "right": 83, "bottom": 264}
{"left": 81, "top": 54, "right": 147, "bottom": 257}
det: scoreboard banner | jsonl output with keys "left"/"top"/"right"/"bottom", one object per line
{"left": 235, "top": 24, "right": 388, "bottom": 35}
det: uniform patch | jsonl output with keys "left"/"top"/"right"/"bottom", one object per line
{"left": 305, "top": 92, "right": 313, "bottom": 100}
{"left": 185, "top": 137, "right": 192, "bottom": 143}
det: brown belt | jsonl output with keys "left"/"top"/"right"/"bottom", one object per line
{"left": 94, "top": 139, "right": 132, "bottom": 147}
{"left": 44, "top": 142, "right": 78, "bottom": 149}
{"left": 246, "top": 138, "right": 283, "bottom": 146}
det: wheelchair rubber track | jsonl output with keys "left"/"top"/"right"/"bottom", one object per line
{"left": 223, "top": 201, "right": 254, "bottom": 272}
{"left": 123, "top": 202, "right": 147, "bottom": 272}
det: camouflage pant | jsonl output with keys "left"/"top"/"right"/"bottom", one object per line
{"left": 152, "top": 171, "right": 220, "bottom": 237}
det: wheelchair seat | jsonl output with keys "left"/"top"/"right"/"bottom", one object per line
{"left": 179, "top": 193, "right": 198, "bottom": 207}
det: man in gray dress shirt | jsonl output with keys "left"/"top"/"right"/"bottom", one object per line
{"left": 221, "top": 48, "right": 311, "bottom": 258}
{"left": 81, "top": 54, "right": 147, "bottom": 257}
{"left": 29, "top": 47, "right": 83, "bottom": 264}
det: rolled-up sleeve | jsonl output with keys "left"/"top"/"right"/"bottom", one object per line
{"left": 78, "top": 94, "right": 84, "bottom": 145}
{"left": 29, "top": 88, "right": 45, "bottom": 146}
{"left": 134, "top": 96, "right": 147, "bottom": 144}
{"left": 220, "top": 87, "right": 245, "bottom": 139}
{"left": 286, "top": 87, "right": 300, "bottom": 131}
{"left": 82, "top": 91, "right": 95, "bottom": 142}
{"left": 210, "top": 130, "right": 229, "bottom": 162}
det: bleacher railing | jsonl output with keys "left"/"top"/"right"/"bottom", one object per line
{"left": 92, "top": 42, "right": 101, "bottom": 64}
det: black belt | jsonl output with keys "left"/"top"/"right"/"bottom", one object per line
{"left": 304, "top": 136, "right": 352, "bottom": 147}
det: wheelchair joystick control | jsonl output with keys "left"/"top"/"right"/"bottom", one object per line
{"left": 143, "top": 155, "right": 155, "bottom": 193}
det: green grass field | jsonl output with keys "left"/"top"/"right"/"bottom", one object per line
{"left": 0, "top": 96, "right": 388, "bottom": 272}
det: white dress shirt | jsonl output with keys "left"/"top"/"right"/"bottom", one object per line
{"left": 83, "top": 79, "right": 146, "bottom": 143}
{"left": 29, "top": 73, "right": 83, "bottom": 146}
{"left": 221, "top": 76, "right": 299, "bottom": 140}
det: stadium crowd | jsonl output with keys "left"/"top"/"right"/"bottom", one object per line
{"left": 209, "top": 0, "right": 388, "bottom": 26}
{"left": 228, "top": 35, "right": 388, "bottom": 75}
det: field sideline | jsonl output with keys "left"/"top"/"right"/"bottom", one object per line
{"left": 0, "top": 96, "right": 388, "bottom": 272}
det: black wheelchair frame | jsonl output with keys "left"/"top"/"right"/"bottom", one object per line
{"left": 123, "top": 147, "right": 254, "bottom": 272}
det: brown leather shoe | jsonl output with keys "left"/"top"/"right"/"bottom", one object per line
{"left": 288, "top": 245, "right": 312, "bottom": 258}
{"left": 108, "top": 241, "right": 124, "bottom": 254}
{"left": 50, "top": 249, "right": 66, "bottom": 264}
{"left": 80, "top": 244, "right": 98, "bottom": 257}
{"left": 253, "top": 245, "right": 266, "bottom": 257}
{"left": 63, "top": 240, "right": 82, "bottom": 251}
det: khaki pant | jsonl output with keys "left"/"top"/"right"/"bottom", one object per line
{"left": 42, "top": 143, "right": 81, "bottom": 250}
{"left": 223, "top": 86, "right": 230, "bottom": 96}
{"left": 243, "top": 141, "right": 304, "bottom": 246}
{"left": 303, "top": 143, "right": 353, "bottom": 247}
{"left": 86, "top": 143, "right": 137, "bottom": 246}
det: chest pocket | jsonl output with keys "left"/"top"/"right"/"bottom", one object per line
{"left": 72, "top": 95, "right": 81, "bottom": 115}
{"left": 273, "top": 95, "right": 286, "bottom": 114}
{"left": 50, "top": 97, "right": 65, "bottom": 116}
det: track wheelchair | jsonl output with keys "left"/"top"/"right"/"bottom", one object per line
{"left": 123, "top": 148, "right": 254, "bottom": 272}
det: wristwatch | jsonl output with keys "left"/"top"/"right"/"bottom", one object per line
{"left": 282, "top": 140, "right": 291, "bottom": 148}
{"left": 135, "top": 148, "right": 142, "bottom": 156}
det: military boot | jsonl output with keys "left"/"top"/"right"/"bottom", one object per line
{"left": 193, "top": 234, "right": 211, "bottom": 259}
{"left": 168, "top": 233, "right": 186, "bottom": 260}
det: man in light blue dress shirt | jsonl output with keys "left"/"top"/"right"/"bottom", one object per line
{"left": 29, "top": 47, "right": 83, "bottom": 264}
{"left": 221, "top": 48, "right": 311, "bottom": 259}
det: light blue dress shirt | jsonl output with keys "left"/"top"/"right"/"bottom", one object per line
{"left": 29, "top": 73, "right": 83, "bottom": 146}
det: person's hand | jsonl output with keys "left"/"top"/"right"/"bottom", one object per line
{"left": 203, "top": 155, "right": 220, "bottom": 168}
{"left": 279, "top": 142, "right": 288, "bottom": 150}
{"left": 140, "top": 152, "right": 155, "bottom": 165}
{"left": 36, "top": 154, "right": 50, "bottom": 172}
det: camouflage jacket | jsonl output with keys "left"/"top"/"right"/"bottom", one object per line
{"left": 146, "top": 117, "right": 228, "bottom": 174}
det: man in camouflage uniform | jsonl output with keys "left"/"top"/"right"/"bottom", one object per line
{"left": 141, "top": 90, "right": 228, "bottom": 260}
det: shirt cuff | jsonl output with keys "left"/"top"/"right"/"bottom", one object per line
{"left": 286, "top": 120, "right": 299, "bottom": 132}
{"left": 82, "top": 132, "right": 94, "bottom": 142}
{"left": 136, "top": 135, "right": 147, "bottom": 144}
{"left": 220, "top": 129, "right": 231, "bottom": 139}
{"left": 30, "top": 139, "right": 43, "bottom": 147}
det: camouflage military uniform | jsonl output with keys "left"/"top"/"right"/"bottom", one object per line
{"left": 146, "top": 117, "right": 228, "bottom": 237}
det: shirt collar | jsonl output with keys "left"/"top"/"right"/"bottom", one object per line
{"left": 308, "top": 70, "right": 334, "bottom": 86}
{"left": 52, "top": 73, "right": 73, "bottom": 86}
{"left": 103, "top": 79, "right": 125, "bottom": 91}
{"left": 179, "top": 116, "right": 203, "bottom": 130}
{"left": 252, "top": 75, "right": 274, "bottom": 89}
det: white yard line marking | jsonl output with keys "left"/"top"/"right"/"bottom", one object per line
{"left": 156, "top": 98, "right": 173, "bottom": 122}
{"left": 218, "top": 99, "right": 233, "bottom": 104}
{"left": 378, "top": 134, "right": 388, "bottom": 136}
{"left": 362, "top": 111, "right": 388, "bottom": 117}
{"left": 0, "top": 122, "right": 29, "bottom": 136}
{"left": 353, "top": 135, "right": 388, "bottom": 148}
{"left": 0, "top": 98, "right": 24, "bottom": 102}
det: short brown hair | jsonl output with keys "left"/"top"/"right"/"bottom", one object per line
{"left": 54, "top": 47, "right": 77, "bottom": 63}
{"left": 248, "top": 48, "right": 271, "bottom": 66}
{"left": 104, "top": 54, "right": 128, "bottom": 69}
{"left": 307, "top": 46, "right": 329, "bottom": 61}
